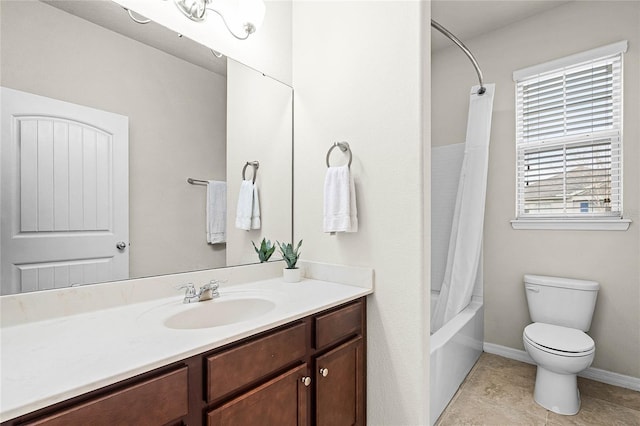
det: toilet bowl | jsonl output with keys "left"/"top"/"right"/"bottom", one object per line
{"left": 523, "top": 323, "right": 595, "bottom": 415}
{"left": 522, "top": 274, "right": 599, "bottom": 415}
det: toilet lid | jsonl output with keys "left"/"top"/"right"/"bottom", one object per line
{"left": 524, "top": 323, "right": 594, "bottom": 353}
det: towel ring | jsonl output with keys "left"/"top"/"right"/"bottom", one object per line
{"left": 326, "top": 142, "right": 352, "bottom": 168}
{"left": 242, "top": 161, "right": 259, "bottom": 184}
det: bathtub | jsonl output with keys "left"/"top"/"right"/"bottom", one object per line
{"left": 430, "top": 291, "right": 484, "bottom": 425}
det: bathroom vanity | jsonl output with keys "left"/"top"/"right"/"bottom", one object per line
{"left": 0, "top": 262, "right": 373, "bottom": 426}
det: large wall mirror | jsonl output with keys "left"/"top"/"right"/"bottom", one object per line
{"left": 0, "top": 0, "right": 292, "bottom": 295}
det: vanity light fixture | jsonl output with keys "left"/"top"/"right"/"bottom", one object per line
{"left": 173, "top": 0, "right": 266, "bottom": 40}
{"left": 124, "top": 8, "right": 151, "bottom": 24}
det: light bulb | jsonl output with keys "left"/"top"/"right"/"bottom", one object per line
{"left": 212, "top": 0, "right": 266, "bottom": 37}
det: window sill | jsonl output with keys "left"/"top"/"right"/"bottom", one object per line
{"left": 510, "top": 218, "right": 632, "bottom": 231}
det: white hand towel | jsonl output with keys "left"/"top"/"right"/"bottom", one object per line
{"left": 251, "top": 184, "right": 261, "bottom": 230}
{"left": 324, "top": 165, "right": 358, "bottom": 233}
{"left": 235, "top": 180, "right": 254, "bottom": 231}
{"left": 348, "top": 173, "right": 358, "bottom": 232}
{"left": 206, "top": 181, "right": 226, "bottom": 244}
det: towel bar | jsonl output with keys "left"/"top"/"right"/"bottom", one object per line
{"left": 187, "top": 177, "right": 208, "bottom": 185}
{"left": 242, "top": 161, "right": 260, "bottom": 184}
{"left": 326, "top": 142, "right": 352, "bottom": 168}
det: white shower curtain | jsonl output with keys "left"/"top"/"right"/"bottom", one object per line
{"left": 431, "top": 84, "right": 495, "bottom": 333}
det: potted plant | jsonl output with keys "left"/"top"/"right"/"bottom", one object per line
{"left": 252, "top": 238, "right": 276, "bottom": 263}
{"left": 277, "top": 239, "right": 303, "bottom": 282}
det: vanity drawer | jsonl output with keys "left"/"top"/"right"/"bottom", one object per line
{"left": 315, "top": 300, "right": 363, "bottom": 350}
{"left": 206, "top": 322, "right": 307, "bottom": 402}
{"left": 207, "top": 364, "right": 308, "bottom": 426}
{"left": 24, "top": 367, "right": 188, "bottom": 426}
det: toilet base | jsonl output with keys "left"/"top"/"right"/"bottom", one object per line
{"left": 533, "top": 366, "right": 580, "bottom": 415}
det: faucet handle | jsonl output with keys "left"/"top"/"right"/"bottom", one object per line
{"left": 201, "top": 280, "right": 220, "bottom": 291}
{"left": 177, "top": 283, "right": 197, "bottom": 297}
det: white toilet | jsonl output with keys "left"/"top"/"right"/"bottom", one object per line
{"left": 522, "top": 274, "right": 599, "bottom": 415}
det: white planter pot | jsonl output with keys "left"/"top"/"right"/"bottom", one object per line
{"left": 283, "top": 267, "right": 302, "bottom": 283}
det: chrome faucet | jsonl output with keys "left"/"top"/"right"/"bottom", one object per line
{"left": 179, "top": 280, "right": 220, "bottom": 304}
{"left": 198, "top": 280, "right": 220, "bottom": 301}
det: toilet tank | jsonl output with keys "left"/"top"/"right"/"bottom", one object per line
{"left": 524, "top": 274, "right": 599, "bottom": 331}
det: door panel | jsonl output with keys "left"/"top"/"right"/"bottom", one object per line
{"left": 1, "top": 87, "right": 128, "bottom": 294}
{"left": 17, "top": 118, "right": 113, "bottom": 232}
{"left": 16, "top": 258, "right": 113, "bottom": 292}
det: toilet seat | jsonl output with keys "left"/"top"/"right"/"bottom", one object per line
{"left": 524, "top": 323, "right": 594, "bottom": 357}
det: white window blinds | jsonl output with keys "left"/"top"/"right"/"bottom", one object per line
{"left": 515, "top": 45, "right": 625, "bottom": 219}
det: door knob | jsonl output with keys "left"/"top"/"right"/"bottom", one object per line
{"left": 301, "top": 376, "right": 312, "bottom": 387}
{"left": 319, "top": 368, "right": 329, "bottom": 377}
{"left": 116, "top": 241, "right": 127, "bottom": 250}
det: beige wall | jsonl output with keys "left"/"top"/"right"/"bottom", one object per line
{"left": 292, "top": 2, "right": 430, "bottom": 423}
{"left": 432, "top": 1, "right": 640, "bottom": 377}
{"left": 1, "top": 1, "right": 228, "bottom": 278}
{"left": 226, "top": 59, "right": 293, "bottom": 266}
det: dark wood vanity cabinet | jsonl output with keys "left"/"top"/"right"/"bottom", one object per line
{"left": 3, "top": 297, "right": 366, "bottom": 426}
{"left": 206, "top": 297, "right": 365, "bottom": 426}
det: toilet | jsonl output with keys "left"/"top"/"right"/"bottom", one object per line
{"left": 522, "top": 274, "right": 599, "bottom": 415}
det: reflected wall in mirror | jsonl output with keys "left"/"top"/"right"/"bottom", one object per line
{"left": 0, "top": 0, "right": 292, "bottom": 295}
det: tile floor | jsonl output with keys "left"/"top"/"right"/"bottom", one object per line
{"left": 436, "top": 353, "right": 640, "bottom": 426}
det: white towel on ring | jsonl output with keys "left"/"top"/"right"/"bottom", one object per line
{"left": 323, "top": 165, "right": 358, "bottom": 233}
{"left": 251, "top": 184, "right": 261, "bottom": 230}
{"left": 206, "top": 180, "right": 226, "bottom": 244}
{"left": 235, "top": 180, "right": 261, "bottom": 230}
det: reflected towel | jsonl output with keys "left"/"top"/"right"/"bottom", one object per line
{"left": 323, "top": 165, "right": 358, "bottom": 233}
{"left": 251, "top": 184, "right": 261, "bottom": 229}
{"left": 207, "top": 181, "right": 226, "bottom": 244}
{"left": 235, "top": 180, "right": 261, "bottom": 230}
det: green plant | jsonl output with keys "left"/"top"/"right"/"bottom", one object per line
{"left": 277, "top": 240, "right": 303, "bottom": 269}
{"left": 252, "top": 238, "right": 276, "bottom": 263}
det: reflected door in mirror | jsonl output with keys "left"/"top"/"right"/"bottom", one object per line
{"left": 0, "top": 88, "right": 129, "bottom": 295}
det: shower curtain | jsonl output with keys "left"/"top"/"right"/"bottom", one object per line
{"left": 431, "top": 84, "right": 495, "bottom": 333}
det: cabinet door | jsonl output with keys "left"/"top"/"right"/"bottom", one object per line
{"left": 207, "top": 364, "right": 309, "bottom": 426}
{"left": 315, "top": 337, "right": 364, "bottom": 426}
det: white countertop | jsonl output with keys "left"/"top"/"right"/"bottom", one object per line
{"left": 0, "top": 268, "right": 373, "bottom": 422}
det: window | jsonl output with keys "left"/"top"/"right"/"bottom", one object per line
{"left": 512, "top": 41, "right": 630, "bottom": 230}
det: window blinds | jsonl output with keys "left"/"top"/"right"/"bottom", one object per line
{"left": 515, "top": 51, "right": 623, "bottom": 218}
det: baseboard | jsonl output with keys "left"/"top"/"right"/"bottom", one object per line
{"left": 483, "top": 342, "right": 640, "bottom": 392}
{"left": 579, "top": 366, "right": 640, "bottom": 391}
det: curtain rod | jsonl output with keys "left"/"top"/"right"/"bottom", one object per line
{"left": 431, "top": 19, "right": 486, "bottom": 95}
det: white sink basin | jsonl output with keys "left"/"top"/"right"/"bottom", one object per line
{"left": 163, "top": 297, "right": 276, "bottom": 329}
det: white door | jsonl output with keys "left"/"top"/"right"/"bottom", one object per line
{"left": 1, "top": 87, "right": 129, "bottom": 295}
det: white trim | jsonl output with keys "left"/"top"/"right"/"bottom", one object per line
{"left": 483, "top": 342, "right": 536, "bottom": 365}
{"left": 483, "top": 342, "right": 640, "bottom": 392}
{"left": 510, "top": 218, "right": 631, "bottom": 231}
{"left": 513, "top": 40, "right": 628, "bottom": 81}
{"left": 580, "top": 367, "right": 640, "bottom": 391}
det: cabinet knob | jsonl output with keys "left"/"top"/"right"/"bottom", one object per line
{"left": 319, "top": 367, "right": 329, "bottom": 377}
{"left": 301, "top": 376, "right": 312, "bottom": 387}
